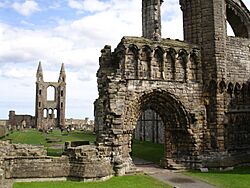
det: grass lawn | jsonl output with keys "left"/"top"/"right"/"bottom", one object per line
{"left": 1, "top": 130, "right": 165, "bottom": 161}
{"left": 132, "top": 139, "right": 164, "bottom": 164}
{"left": 1, "top": 129, "right": 96, "bottom": 156}
{"left": 185, "top": 166, "right": 250, "bottom": 188}
{"left": 13, "top": 175, "right": 170, "bottom": 188}
{"left": 2, "top": 130, "right": 250, "bottom": 188}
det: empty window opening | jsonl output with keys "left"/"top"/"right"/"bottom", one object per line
{"left": 135, "top": 109, "right": 164, "bottom": 144}
{"left": 47, "top": 86, "right": 55, "bottom": 101}
{"left": 61, "top": 90, "right": 64, "bottom": 97}
{"left": 43, "top": 109, "right": 47, "bottom": 118}
{"left": 227, "top": 21, "right": 235, "bottom": 37}
{"left": 49, "top": 109, "right": 53, "bottom": 118}
{"left": 54, "top": 109, "right": 58, "bottom": 118}
{"left": 61, "top": 102, "right": 63, "bottom": 108}
{"left": 39, "top": 89, "right": 42, "bottom": 95}
{"left": 39, "top": 102, "right": 41, "bottom": 107}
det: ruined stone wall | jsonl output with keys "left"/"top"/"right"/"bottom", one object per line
{"left": 35, "top": 63, "right": 66, "bottom": 130}
{"left": 0, "top": 141, "right": 48, "bottom": 177}
{"left": 10, "top": 115, "right": 35, "bottom": 130}
{"left": 95, "top": 37, "right": 207, "bottom": 169}
{"left": 5, "top": 156, "right": 69, "bottom": 179}
{"left": 0, "top": 141, "right": 69, "bottom": 179}
{"left": 65, "top": 144, "right": 113, "bottom": 179}
{"left": 8, "top": 111, "right": 35, "bottom": 130}
{"left": 0, "top": 141, "right": 114, "bottom": 181}
{"left": 65, "top": 118, "right": 95, "bottom": 132}
{"left": 226, "top": 37, "right": 250, "bottom": 82}
{"left": 0, "top": 121, "right": 7, "bottom": 138}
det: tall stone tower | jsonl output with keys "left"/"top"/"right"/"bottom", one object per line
{"left": 180, "top": 0, "right": 250, "bottom": 151}
{"left": 142, "top": 0, "right": 163, "bottom": 40}
{"left": 35, "top": 62, "right": 66, "bottom": 130}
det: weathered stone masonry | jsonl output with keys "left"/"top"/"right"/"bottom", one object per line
{"left": 35, "top": 63, "right": 66, "bottom": 130}
{"left": 95, "top": 0, "right": 250, "bottom": 171}
{"left": 0, "top": 0, "right": 250, "bottom": 185}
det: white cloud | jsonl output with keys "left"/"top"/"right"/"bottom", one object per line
{"left": 12, "top": 0, "right": 40, "bottom": 16}
{"left": 68, "top": 0, "right": 111, "bottom": 12}
{"left": 0, "top": 0, "right": 182, "bottom": 119}
{"left": 3, "top": 0, "right": 248, "bottom": 119}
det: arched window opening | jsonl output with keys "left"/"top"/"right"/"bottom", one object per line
{"left": 226, "top": 4, "right": 249, "bottom": 38}
{"left": 47, "top": 86, "right": 55, "bottom": 101}
{"left": 39, "top": 102, "right": 41, "bottom": 107}
{"left": 43, "top": 109, "right": 47, "bottom": 118}
{"left": 49, "top": 109, "right": 53, "bottom": 118}
{"left": 135, "top": 109, "right": 164, "bottom": 144}
{"left": 39, "top": 89, "right": 42, "bottom": 95}
{"left": 61, "top": 102, "right": 63, "bottom": 108}
{"left": 54, "top": 109, "right": 58, "bottom": 118}
{"left": 227, "top": 21, "right": 235, "bottom": 37}
{"left": 61, "top": 90, "right": 64, "bottom": 97}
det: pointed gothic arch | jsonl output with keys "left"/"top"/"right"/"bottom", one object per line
{"left": 123, "top": 89, "right": 196, "bottom": 167}
{"left": 226, "top": 0, "right": 250, "bottom": 38}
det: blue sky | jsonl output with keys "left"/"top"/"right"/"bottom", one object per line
{"left": 0, "top": 0, "right": 249, "bottom": 119}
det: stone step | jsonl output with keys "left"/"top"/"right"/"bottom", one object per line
{"left": 125, "top": 167, "right": 143, "bottom": 175}
{"left": 166, "top": 160, "right": 186, "bottom": 171}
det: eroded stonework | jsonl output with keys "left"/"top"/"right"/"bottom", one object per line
{"left": 35, "top": 62, "right": 66, "bottom": 130}
{"left": 1, "top": 0, "right": 250, "bottom": 185}
{"left": 94, "top": 0, "right": 250, "bottom": 171}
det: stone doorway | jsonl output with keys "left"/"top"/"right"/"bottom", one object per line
{"left": 125, "top": 90, "right": 195, "bottom": 169}
{"left": 132, "top": 108, "right": 165, "bottom": 165}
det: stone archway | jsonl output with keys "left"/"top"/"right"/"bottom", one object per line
{"left": 123, "top": 89, "right": 196, "bottom": 169}
{"left": 226, "top": 0, "right": 250, "bottom": 38}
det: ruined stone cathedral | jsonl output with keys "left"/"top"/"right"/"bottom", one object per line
{"left": 95, "top": 0, "right": 250, "bottom": 169}
{"left": 2, "top": 1, "right": 250, "bottom": 183}
{"left": 35, "top": 62, "right": 66, "bottom": 130}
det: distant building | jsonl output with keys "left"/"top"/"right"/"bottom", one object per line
{"left": 35, "top": 62, "right": 66, "bottom": 130}
{"left": 7, "top": 110, "right": 35, "bottom": 130}
{"left": 65, "top": 117, "right": 94, "bottom": 132}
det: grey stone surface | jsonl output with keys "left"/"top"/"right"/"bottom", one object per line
{"left": 0, "top": 0, "right": 250, "bottom": 185}
{"left": 94, "top": 0, "right": 250, "bottom": 174}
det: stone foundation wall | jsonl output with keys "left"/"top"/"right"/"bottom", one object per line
{"left": 201, "top": 151, "right": 250, "bottom": 168}
{"left": 4, "top": 156, "right": 69, "bottom": 179}
{"left": 0, "top": 141, "right": 47, "bottom": 159}
{"left": 66, "top": 145, "right": 113, "bottom": 179}
{"left": 0, "top": 126, "right": 7, "bottom": 138}
{"left": 0, "top": 141, "right": 114, "bottom": 182}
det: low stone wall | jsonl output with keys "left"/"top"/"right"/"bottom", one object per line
{"left": 0, "top": 168, "right": 4, "bottom": 188}
{"left": 0, "top": 141, "right": 47, "bottom": 158}
{"left": 0, "top": 141, "right": 114, "bottom": 182}
{"left": 66, "top": 145, "right": 113, "bottom": 180}
{"left": 0, "top": 125, "right": 7, "bottom": 138}
{"left": 201, "top": 151, "right": 250, "bottom": 168}
{"left": 4, "top": 156, "right": 69, "bottom": 179}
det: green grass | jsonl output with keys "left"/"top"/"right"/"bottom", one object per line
{"left": 3, "top": 131, "right": 250, "bottom": 188}
{"left": 13, "top": 175, "right": 170, "bottom": 188}
{"left": 185, "top": 166, "right": 250, "bottom": 188}
{"left": 1, "top": 130, "right": 165, "bottom": 162}
{"left": 132, "top": 139, "right": 164, "bottom": 164}
{"left": 1, "top": 129, "right": 96, "bottom": 156}
{"left": 3, "top": 129, "right": 46, "bottom": 145}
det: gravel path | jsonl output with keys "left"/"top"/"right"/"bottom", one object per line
{"left": 134, "top": 158, "right": 217, "bottom": 188}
